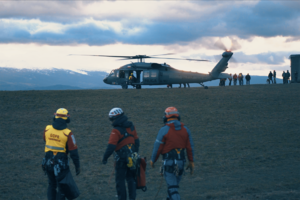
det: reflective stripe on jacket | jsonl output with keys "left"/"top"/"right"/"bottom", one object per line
{"left": 44, "top": 125, "right": 71, "bottom": 153}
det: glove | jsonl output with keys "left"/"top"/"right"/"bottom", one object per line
{"left": 76, "top": 167, "right": 80, "bottom": 176}
{"left": 102, "top": 160, "right": 107, "bottom": 165}
{"left": 150, "top": 160, "right": 155, "bottom": 168}
{"left": 186, "top": 161, "right": 194, "bottom": 175}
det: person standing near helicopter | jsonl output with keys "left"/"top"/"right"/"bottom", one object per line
{"left": 228, "top": 74, "right": 232, "bottom": 86}
{"left": 233, "top": 73, "right": 238, "bottom": 85}
{"left": 128, "top": 73, "right": 134, "bottom": 84}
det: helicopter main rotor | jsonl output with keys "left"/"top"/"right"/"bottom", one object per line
{"left": 73, "top": 53, "right": 209, "bottom": 63}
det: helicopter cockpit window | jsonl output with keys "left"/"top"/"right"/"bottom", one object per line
{"left": 151, "top": 71, "right": 157, "bottom": 78}
{"left": 109, "top": 70, "right": 115, "bottom": 77}
{"left": 144, "top": 71, "right": 150, "bottom": 78}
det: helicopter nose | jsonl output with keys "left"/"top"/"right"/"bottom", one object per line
{"left": 103, "top": 77, "right": 108, "bottom": 83}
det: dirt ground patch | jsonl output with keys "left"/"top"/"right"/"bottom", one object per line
{"left": 0, "top": 84, "right": 300, "bottom": 200}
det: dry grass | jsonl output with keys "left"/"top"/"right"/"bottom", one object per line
{"left": 0, "top": 84, "right": 300, "bottom": 200}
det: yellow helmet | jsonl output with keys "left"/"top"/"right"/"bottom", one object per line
{"left": 54, "top": 108, "right": 69, "bottom": 120}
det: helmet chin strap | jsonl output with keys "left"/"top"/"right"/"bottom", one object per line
{"left": 65, "top": 117, "right": 71, "bottom": 123}
{"left": 53, "top": 116, "right": 71, "bottom": 123}
{"left": 167, "top": 118, "right": 178, "bottom": 122}
{"left": 163, "top": 116, "right": 180, "bottom": 123}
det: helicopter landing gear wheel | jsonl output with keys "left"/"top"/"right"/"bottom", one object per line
{"left": 136, "top": 85, "right": 142, "bottom": 89}
{"left": 121, "top": 84, "right": 128, "bottom": 89}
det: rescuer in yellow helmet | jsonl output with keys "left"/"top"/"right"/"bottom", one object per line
{"left": 129, "top": 73, "right": 133, "bottom": 80}
{"left": 42, "top": 108, "right": 80, "bottom": 200}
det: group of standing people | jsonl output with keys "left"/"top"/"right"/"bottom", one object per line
{"left": 268, "top": 70, "right": 291, "bottom": 84}
{"left": 42, "top": 107, "right": 194, "bottom": 200}
{"left": 267, "top": 70, "right": 277, "bottom": 84}
{"left": 220, "top": 73, "right": 251, "bottom": 86}
{"left": 222, "top": 70, "right": 292, "bottom": 86}
{"left": 281, "top": 70, "right": 290, "bottom": 84}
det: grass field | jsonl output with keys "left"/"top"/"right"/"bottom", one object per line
{"left": 0, "top": 84, "right": 300, "bottom": 200}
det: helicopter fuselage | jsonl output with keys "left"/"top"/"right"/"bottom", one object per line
{"left": 103, "top": 51, "right": 233, "bottom": 89}
{"left": 103, "top": 63, "right": 211, "bottom": 87}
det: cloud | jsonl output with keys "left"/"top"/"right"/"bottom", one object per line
{"left": 1, "top": 1, "right": 300, "bottom": 47}
{"left": 0, "top": 1, "right": 235, "bottom": 22}
{"left": 224, "top": 1, "right": 300, "bottom": 38}
{"left": 233, "top": 52, "right": 289, "bottom": 65}
{"left": 195, "top": 51, "right": 294, "bottom": 65}
{"left": 0, "top": 18, "right": 144, "bottom": 45}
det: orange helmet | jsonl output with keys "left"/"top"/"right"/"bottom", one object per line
{"left": 164, "top": 107, "right": 179, "bottom": 118}
{"left": 163, "top": 107, "right": 180, "bottom": 123}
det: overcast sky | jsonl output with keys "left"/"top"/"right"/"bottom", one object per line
{"left": 1, "top": 0, "right": 300, "bottom": 75}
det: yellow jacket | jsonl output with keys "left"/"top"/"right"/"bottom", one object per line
{"left": 44, "top": 125, "right": 71, "bottom": 154}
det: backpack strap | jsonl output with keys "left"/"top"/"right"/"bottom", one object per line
{"left": 114, "top": 126, "right": 135, "bottom": 144}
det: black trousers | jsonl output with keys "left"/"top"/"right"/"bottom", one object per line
{"left": 47, "top": 169, "right": 69, "bottom": 200}
{"left": 115, "top": 161, "right": 136, "bottom": 200}
{"left": 269, "top": 78, "right": 273, "bottom": 83}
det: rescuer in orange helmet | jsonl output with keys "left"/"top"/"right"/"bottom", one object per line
{"left": 42, "top": 108, "right": 80, "bottom": 200}
{"left": 150, "top": 107, "right": 195, "bottom": 200}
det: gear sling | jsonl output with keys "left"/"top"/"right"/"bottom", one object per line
{"left": 115, "top": 127, "right": 147, "bottom": 192}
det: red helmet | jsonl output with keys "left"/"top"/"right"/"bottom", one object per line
{"left": 164, "top": 107, "right": 179, "bottom": 118}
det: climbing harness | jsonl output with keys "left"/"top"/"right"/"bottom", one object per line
{"left": 162, "top": 148, "right": 185, "bottom": 177}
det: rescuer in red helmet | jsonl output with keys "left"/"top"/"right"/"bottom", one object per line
{"left": 102, "top": 107, "right": 140, "bottom": 200}
{"left": 42, "top": 108, "right": 80, "bottom": 200}
{"left": 150, "top": 107, "right": 195, "bottom": 200}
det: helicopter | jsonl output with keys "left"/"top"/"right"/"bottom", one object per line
{"left": 80, "top": 50, "right": 233, "bottom": 89}
{"left": 77, "top": 37, "right": 240, "bottom": 90}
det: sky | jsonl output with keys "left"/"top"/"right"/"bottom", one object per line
{"left": 1, "top": 0, "right": 300, "bottom": 76}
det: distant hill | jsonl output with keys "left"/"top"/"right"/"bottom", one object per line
{"left": 0, "top": 67, "right": 119, "bottom": 90}
{"left": 0, "top": 67, "right": 283, "bottom": 90}
{"left": 34, "top": 85, "right": 82, "bottom": 90}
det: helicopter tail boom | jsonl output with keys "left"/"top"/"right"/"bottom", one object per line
{"left": 217, "top": 73, "right": 231, "bottom": 79}
{"left": 210, "top": 51, "right": 233, "bottom": 79}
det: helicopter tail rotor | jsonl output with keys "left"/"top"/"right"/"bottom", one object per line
{"left": 214, "top": 38, "right": 241, "bottom": 52}
{"left": 213, "top": 38, "right": 241, "bottom": 68}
